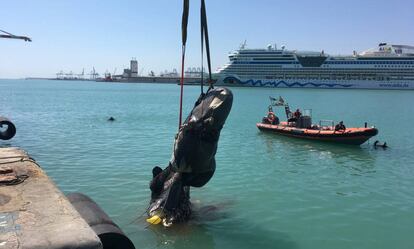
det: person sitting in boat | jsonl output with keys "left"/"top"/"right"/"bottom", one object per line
{"left": 311, "top": 124, "right": 320, "bottom": 130}
{"left": 266, "top": 111, "right": 279, "bottom": 125}
{"left": 335, "top": 121, "right": 346, "bottom": 131}
{"left": 262, "top": 106, "right": 279, "bottom": 125}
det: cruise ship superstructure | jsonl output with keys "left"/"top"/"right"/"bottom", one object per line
{"left": 215, "top": 43, "right": 414, "bottom": 89}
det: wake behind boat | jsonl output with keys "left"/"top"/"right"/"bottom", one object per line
{"left": 257, "top": 97, "right": 378, "bottom": 145}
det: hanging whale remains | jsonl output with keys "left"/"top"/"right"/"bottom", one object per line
{"left": 147, "top": 87, "right": 233, "bottom": 226}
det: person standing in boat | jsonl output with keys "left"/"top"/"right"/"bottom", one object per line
{"left": 294, "top": 109, "right": 302, "bottom": 119}
{"left": 288, "top": 108, "right": 302, "bottom": 122}
{"left": 335, "top": 121, "right": 346, "bottom": 131}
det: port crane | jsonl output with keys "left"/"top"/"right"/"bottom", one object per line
{"left": 89, "top": 67, "right": 99, "bottom": 80}
{"left": 0, "top": 29, "right": 31, "bottom": 140}
{"left": 0, "top": 29, "right": 31, "bottom": 42}
{"left": 77, "top": 68, "right": 85, "bottom": 79}
{"left": 56, "top": 70, "right": 64, "bottom": 79}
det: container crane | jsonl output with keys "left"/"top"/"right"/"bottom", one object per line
{"left": 0, "top": 29, "right": 31, "bottom": 42}
{"left": 0, "top": 29, "right": 31, "bottom": 140}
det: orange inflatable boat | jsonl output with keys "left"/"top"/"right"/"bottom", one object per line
{"left": 257, "top": 96, "right": 378, "bottom": 145}
{"left": 257, "top": 121, "right": 378, "bottom": 145}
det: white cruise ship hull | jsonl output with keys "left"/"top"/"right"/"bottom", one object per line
{"left": 216, "top": 75, "right": 413, "bottom": 89}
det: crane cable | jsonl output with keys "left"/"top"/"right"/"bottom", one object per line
{"left": 178, "top": 0, "right": 189, "bottom": 129}
{"left": 178, "top": 0, "right": 214, "bottom": 129}
{"left": 200, "top": 0, "right": 213, "bottom": 91}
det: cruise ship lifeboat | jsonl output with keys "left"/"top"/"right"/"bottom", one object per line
{"left": 257, "top": 121, "right": 378, "bottom": 145}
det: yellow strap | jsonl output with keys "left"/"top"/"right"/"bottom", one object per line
{"left": 146, "top": 215, "right": 162, "bottom": 225}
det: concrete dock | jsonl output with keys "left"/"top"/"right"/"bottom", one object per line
{"left": 0, "top": 147, "right": 102, "bottom": 249}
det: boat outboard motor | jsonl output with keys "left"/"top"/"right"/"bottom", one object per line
{"left": 147, "top": 87, "right": 233, "bottom": 226}
{"left": 0, "top": 116, "right": 16, "bottom": 140}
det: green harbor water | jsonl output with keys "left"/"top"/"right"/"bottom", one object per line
{"left": 1, "top": 79, "right": 413, "bottom": 249}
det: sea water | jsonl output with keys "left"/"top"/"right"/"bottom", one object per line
{"left": 1, "top": 79, "right": 413, "bottom": 249}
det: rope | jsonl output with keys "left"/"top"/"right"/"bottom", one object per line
{"left": 0, "top": 159, "right": 24, "bottom": 165}
{"left": 0, "top": 155, "right": 42, "bottom": 186}
{"left": 201, "top": 0, "right": 213, "bottom": 90}
{"left": 0, "top": 156, "right": 28, "bottom": 160}
{"left": 0, "top": 174, "right": 29, "bottom": 186}
{"left": 178, "top": 46, "right": 186, "bottom": 129}
{"left": 127, "top": 203, "right": 151, "bottom": 225}
{"left": 200, "top": 12, "right": 204, "bottom": 94}
{"left": 0, "top": 156, "right": 41, "bottom": 168}
{"left": 178, "top": 0, "right": 190, "bottom": 129}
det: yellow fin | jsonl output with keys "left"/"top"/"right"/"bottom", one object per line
{"left": 146, "top": 215, "right": 162, "bottom": 225}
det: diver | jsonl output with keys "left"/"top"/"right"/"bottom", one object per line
{"left": 335, "top": 121, "right": 346, "bottom": 131}
{"left": 149, "top": 166, "right": 165, "bottom": 199}
{"left": 374, "top": 140, "right": 388, "bottom": 149}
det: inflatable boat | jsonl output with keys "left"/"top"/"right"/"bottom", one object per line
{"left": 257, "top": 122, "right": 378, "bottom": 145}
{"left": 257, "top": 96, "right": 378, "bottom": 145}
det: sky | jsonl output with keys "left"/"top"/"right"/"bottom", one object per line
{"left": 1, "top": 0, "right": 413, "bottom": 78}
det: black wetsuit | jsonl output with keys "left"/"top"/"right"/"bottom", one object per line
{"left": 335, "top": 124, "right": 346, "bottom": 131}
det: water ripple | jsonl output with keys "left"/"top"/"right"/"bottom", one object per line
{"left": 1, "top": 80, "right": 414, "bottom": 249}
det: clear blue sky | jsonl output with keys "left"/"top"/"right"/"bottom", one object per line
{"left": 1, "top": 0, "right": 413, "bottom": 78}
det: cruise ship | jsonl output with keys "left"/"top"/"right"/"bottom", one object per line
{"left": 215, "top": 42, "right": 414, "bottom": 89}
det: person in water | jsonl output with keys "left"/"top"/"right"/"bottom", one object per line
{"left": 149, "top": 166, "right": 164, "bottom": 199}
{"left": 335, "top": 121, "right": 346, "bottom": 131}
{"left": 148, "top": 164, "right": 192, "bottom": 225}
